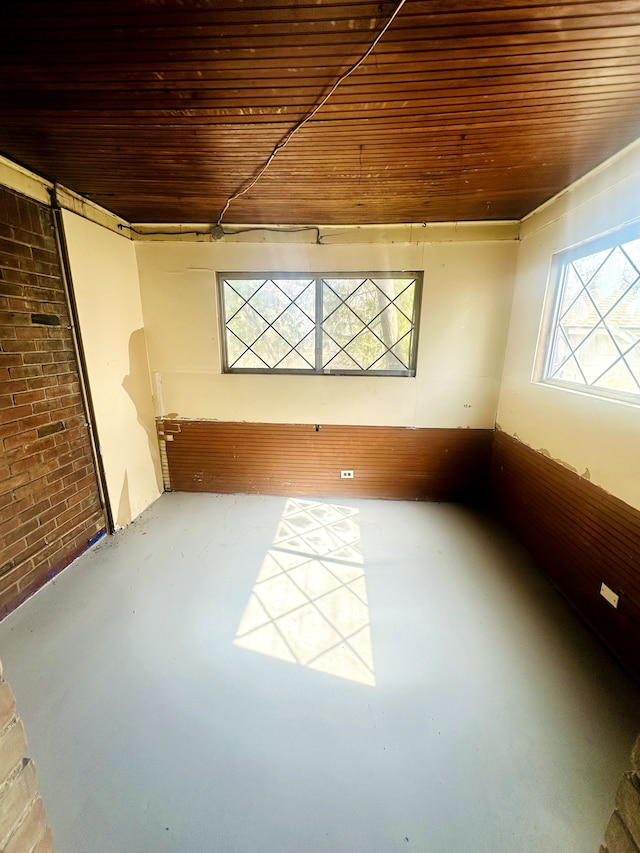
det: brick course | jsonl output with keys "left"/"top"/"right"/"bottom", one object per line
{"left": 601, "top": 735, "right": 640, "bottom": 853}
{"left": 0, "top": 665, "right": 54, "bottom": 851}
{"left": 0, "top": 187, "right": 105, "bottom": 618}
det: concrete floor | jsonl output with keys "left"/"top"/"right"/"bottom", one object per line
{"left": 0, "top": 492, "right": 639, "bottom": 853}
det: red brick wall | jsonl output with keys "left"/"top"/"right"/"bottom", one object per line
{"left": 0, "top": 658, "right": 54, "bottom": 852}
{"left": 600, "top": 735, "right": 640, "bottom": 853}
{"left": 0, "top": 187, "right": 105, "bottom": 617}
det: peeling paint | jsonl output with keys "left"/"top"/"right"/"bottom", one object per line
{"left": 582, "top": 468, "right": 591, "bottom": 480}
{"left": 553, "top": 458, "right": 578, "bottom": 474}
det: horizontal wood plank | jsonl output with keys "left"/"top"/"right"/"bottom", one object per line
{"left": 491, "top": 430, "right": 640, "bottom": 684}
{"left": 2, "top": 1, "right": 640, "bottom": 224}
{"left": 158, "top": 419, "right": 493, "bottom": 502}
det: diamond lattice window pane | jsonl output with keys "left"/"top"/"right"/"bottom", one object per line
{"left": 562, "top": 265, "right": 586, "bottom": 308}
{"left": 232, "top": 350, "right": 270, "bottom": 370}
{"left": 222, "top": 273, "right": 420, "bottom": 375}
{"left": 323, "top": 303, "right": 362, "bottom": 346}
{"left": 372, "top": 350, "right": 409, "bottom": 371}
{"left": 231, "top": 279, "right": 268, "bottom": 301}
{"left": 586, "top": 248, "right": 639, "bottom": 314}
{"left": 324, "top": 349, "right": 362, "bottom": 371}
{"left": 323, "top": 279, "right": 366, "bottom": 303}
{"left": 370, "top": 308, "right": 411, "bottom": 361}
{"left": 273, "top": 305, "right": 314, "bottom": 347}
{"left": 345, "top": 329, "right": 387, "bottom": 370}
{"left": 254, "top": 285, "right": 293, "bottom": 324}
{"left": 346, "top": 279, "right": 388, "bottom": 325}
{"left": 626, "top": 341, "right": 640, "bottom": 380}
{"left": 596, "top": 358, "right": 639, "bottom": 392}
{"left": 295, "top": 289, "right": 316, "bottom": 319}
{"left": 548, "top": 332, "right": 573, "bottom": 378}
{"left": 370, "top": 307, "right": 399, "bottom": 343}
{"left": 276, "top": 346, "right": 314, "bottom": 371}
{"left": 611, "top": 281, "right": 640, "bottom": 327}
{"left": 227, "top": 305, "right": 268, "bottom": 346}
{"left": 391, "top": 280, "right": 417, "bottom": 318}
{"left": 321, "top": 335, "right": 340, "bottom": 368}
{"left": 556, "top": 355, "right": 585, "bottom": 385}
{"left": 223, "top": 287, "right": 245, "bottom": 320}
{"left": 573, "top": 326, "right": 622, "bottom": 384}
{"left": 621, "top": 237, "right": 640, "bottom": 271}
{"left": 225, "top": 332, "right": 247, "bottom": 366}
{"left": 273, "top": 278, "right": 314, "bottom": 300}
{"left": 251, "top": 327, "right": 293, "bottom": 367}
{"left": 543, "top": 230, "right": 640, "bottom": 400}
{"left": 322, "top": 287, "right": 343, "bottom": 321}
{"left": 572, "top": 249, "right": 612, "bottom": 286}
{"left": 559, "top": 289, "right": 596, "bottom": 334}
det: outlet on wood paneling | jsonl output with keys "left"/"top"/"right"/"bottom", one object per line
{"left": 158, "top": 420, "right": 493, "bottom": 503}
{"left": 491, "top": 430, "right": 640, "bottom": 683}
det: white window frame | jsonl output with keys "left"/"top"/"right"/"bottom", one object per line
{"left": 534, "top": 222, "right": 640, "bottom": 406}
{"left": 217, "top": 271, "right": 423, "bottom": 377}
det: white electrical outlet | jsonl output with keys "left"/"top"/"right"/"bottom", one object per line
{"left": 600, "top": 582, "right": 619, "bottom": 608}
{"left": 340, "top": 470, "right": 354, "bottom": 479}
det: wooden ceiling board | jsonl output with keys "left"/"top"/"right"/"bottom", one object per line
{"left": 1, "top": 1, "right": 640, "bottom": 224}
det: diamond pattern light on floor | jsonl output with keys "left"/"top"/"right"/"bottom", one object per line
{"left": 234, "top": 499, "right": 375, "bottom": 686}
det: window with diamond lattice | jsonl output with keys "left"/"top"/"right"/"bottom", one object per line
{"left": 218, "top": 273, "right": 421, "bottom": 375}
{"left": 537, "top": 226, "right": 640, "bottom": 403}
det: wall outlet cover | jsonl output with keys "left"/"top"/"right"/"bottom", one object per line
{"left": 600, "top": 582, "right": 619, "bottom": 608}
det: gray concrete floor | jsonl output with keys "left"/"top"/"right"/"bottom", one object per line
{"left": 0, "top": 492, "right": 639, "bottom": 853}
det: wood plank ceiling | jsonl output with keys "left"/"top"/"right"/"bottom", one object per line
{"left": 1, "top": 0, "right": 640, "bottom": 225}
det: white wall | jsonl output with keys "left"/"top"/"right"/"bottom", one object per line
{"left": 136, "top": 234, "right": 517, "bottom": 429}
{"left": 498, "top": 139, "right": 640, "bottom": 511}
{"left": 62, "top": 211, "right": 162, "bottom": 527}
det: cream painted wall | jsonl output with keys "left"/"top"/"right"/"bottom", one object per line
{"left": 498, "top": 138, "right": 640, "bottom": 511}
{"left": 62, "top": 211, "right": 162, "bottom": 527}
{"left": 136, "top": 236, "right": 517, "bottom": 429}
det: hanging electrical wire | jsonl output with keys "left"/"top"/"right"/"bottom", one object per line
{"left": 216, "top": 0, "right": 408, "bottom": 226}
{"left": 119, "top": 223, "right": 322, "bottom": 243}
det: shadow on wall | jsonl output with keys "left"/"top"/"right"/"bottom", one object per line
{"left": 116, "top": 471, "right": 131, "bottom": 531}
{"left": 121, "top": 328, "right": 164, "bottom": 514}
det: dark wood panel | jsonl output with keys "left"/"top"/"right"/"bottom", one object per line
{"left": 159, "top": 420, "right": 493, "bottom": 502}
{"left": 491, "top": 430, "right": 640, "bottom": 683}
{"left": 2, "top": 2, "right": 640, "bottom": 224}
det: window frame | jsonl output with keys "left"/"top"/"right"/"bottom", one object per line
{"left": 534, "top": 221, "right": 640, "bottom": 406}
{"left": 217, "top": 271, "right": 423, "bottom": 377}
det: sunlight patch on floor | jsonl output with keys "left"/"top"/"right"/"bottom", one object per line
{"left": 234, "top": 498, "right": 375, "bottom": 686}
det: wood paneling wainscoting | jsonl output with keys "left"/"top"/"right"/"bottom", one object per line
{"left": 491, "top": 430, "right": 640, "bottom": 683}
{"left": 157, "top": 420, "right": 493, "bottom": 502}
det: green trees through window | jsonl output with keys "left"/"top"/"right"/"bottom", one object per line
{"left": 219, "top": 273, "right": 421, "bottom": 375}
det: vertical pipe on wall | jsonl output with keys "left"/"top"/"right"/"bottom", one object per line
{"left": 51, "top": 201, "right": 115, "bottom": 534}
